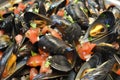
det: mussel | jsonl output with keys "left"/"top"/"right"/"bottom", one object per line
{"left": 81, "top": 11, "right": 116, "bottom": 44}
{"left": 0, "top": 43, "right": 14, "bottom": 79}
{"left": 65, "top": 2, "right": 89, "bottom": 30}
{"left": 51, "top": 15, "right": 81, "bottom": 43}
{"left": 37, "top": 34, "right": 73, "bottom": 54}
{"left": 75, "top": 44, "right": 118, "bottom": 80}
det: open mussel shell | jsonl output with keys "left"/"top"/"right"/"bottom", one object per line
{"left": 24, "top": 12, "right": 52, "bottom": 27}
{"left": 3, "top": 56, "right": 29, "bottom": 80}
{"left": 81, "top": 11, "right": 116, "bottom": 44}
{"left": 0, "top": 43, "right": 14, "bottom": 79}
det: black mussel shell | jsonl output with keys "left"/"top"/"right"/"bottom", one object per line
{"left": 49, "top": 55, "right": 75, "bottom": 72}
{"left": 38, "top": 34, "right": 73, "bottom": 54}
{"left": 64, "top": 23, "right": 81, "bottom": 43}
{"left": 80, "top": 59, "right": 116, "bottom": 80}
{"left": 113, "top": 19, "right": 120, "bottom": 35}
{"left": 0, "top": 43, "right": 14, "bottom": 79}
{"left": 0, "top": 14, "right": 15, "bottom": 34}
{"left": 75, "top": 45, "right": 118, "bottom": 79}
{"left": 34, "top": 0, "right": 46, "bottom": 15}
{"left": 108, "top": 5, "right": 120, "bottom": 20}
{"left": 47, "top": 0, "right": 66, "bottom": 17}
{"left": 3, "top": 56, "right": 29, "bottom": 80}
{"left": 65, "top": 2, "right": 89, "bottom": 30}
{"left": 50, "top": 15, "right": 71, "bottom": 27}
{"left": 24, "top": 12, "right": 52, "bottom": 27}
{"left": 81, "top": 11, "right": 116, "bottom": 44}
{"left": 26, "top": 0, "right": 46, "bottom": 15}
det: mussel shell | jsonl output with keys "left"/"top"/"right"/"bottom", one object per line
{"left": 64, "top": 23, "right": 81, "bottom": 43}
{"left": 75, "top": 45, "right": 118, "bottom": 79}
{"left": 106, "top": 72, "right": 120, "bottom": 80}
{"left": 65, "top": 3, "right": 89, "bottom": 29}
{"left": 24, "top": 12, "right": 52, "bottom": 27}
{"left": 49, "top": 55, "right": 75, "bottom": 72}
{"left": 33, "top": 70, "right": 68, "bottom": 80}
{"left": 108, "top": 6, "right": 120, "bottom": 20}
{"left": 3, "top": 56, "right": 29, "bottom": 80}
{"left": 0, "top": 14, "right": 15, "bottom": 34}
{"left": 26, "top": 0, "right": 46, "bottom": 15}
{"left": 38, "top": 34, "right": 73, "bottom": 54}
{"left": 34, "top": 0, "right": 46, "bottom": 15}
{"left": 47, "top": 0, "right": 66, "bottom": 16}
{"left": 80, "top": 59, "right": 116, "bottom": 80}
{"left": 0, "top": 35, "right": 11, "bottom": 49}
{"left": 0, "top": 43, "right": 14, "bottom": 79}
{"left": 81, "top": 11, "right": 116, "bottom": 44}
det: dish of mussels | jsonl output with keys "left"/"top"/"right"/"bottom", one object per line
{"left": 0, "top": 0, "right": 120, "bottom": 80}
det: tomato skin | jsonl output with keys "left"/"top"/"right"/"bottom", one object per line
{"left": 30, "top": 68, "right": 38, "bottom": 80}
{"left": 25, "top": 28, "right": 40, "bottom": 44}
{"left": 76, "top": 42, "right": 96, "bottom": 60}
{"left": 27, "top": 55, "right": 45, "bottom": 67}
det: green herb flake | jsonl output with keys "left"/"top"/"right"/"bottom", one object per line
{"left": 74, "top": 0, "right": 78, "bottom": 3}
{"left": 19, "top": 45, "right": 27, "bottom": 51}
{"left": 88, "top": 37, "right": 93, "bottom": 41}
{"left": 45, "top": 60, "right": 51, "bottom": 67}
{"left": 30, "top": 22, "right": 37, "bottom": 28}
{"left": 33, "top": 8, "right": 39, "bottom": 13}
{"left": 66, "top": 15, "right": 74, "bottom": 23}
{"left": 83, "top": 8, "right": 88, "bottom": 13}
{"left": 31, "top": 51, "right": 37, "bottom": 56}
{"left": 106, "top": 24, "right": 110, "bottom": 28}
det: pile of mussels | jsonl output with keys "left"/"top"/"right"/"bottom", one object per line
{"left": 0, "top": 0, "right": 120, "bottom": 80}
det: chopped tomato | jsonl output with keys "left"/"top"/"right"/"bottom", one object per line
{"left": 57, "top": 9, "right": 64, "bottom": 17}
{"left": 28, "top": 1, "right": 34, "bottom": 5}
{"left": 18, "top": 3, "right": 26, "bottom": 11}
{"left": 25, "top": 28, "right": 40, "bottom": 44}
{"left": 76, "top": 42, "right": 96, "bottom": 60}
{"left": 27, "top": 54, "right": 45, "bottom": 67}
{"left": 38, "top": 48, "right": 49, "bottom": 56}
{"left": 42, "top": 27, "right": 62, "bottom": 40}
{"left": 49, "top": 28, "right": 62, "bottom": 40}
{"left": 15, "top": 34, "right": 23, "bottom": 44}
{"left": 30, "top": 68, "right": 38, "bottom": 80}
{"left": 14, "top": 3, "right": 26, "bottom": 14}
{"left": 40, "top": 61, "right": 52, "bottom": 74}
{"left": 116, "top": 69, "right": 120, "bottom": 75}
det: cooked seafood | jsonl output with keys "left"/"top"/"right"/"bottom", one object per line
{"left": 0, "top": 0, "right": 119, "bottom": 80}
